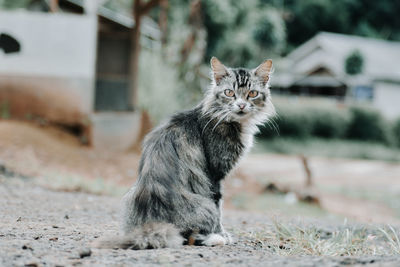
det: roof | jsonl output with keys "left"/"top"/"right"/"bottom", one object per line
{"left": 65, "top": 0, "right": 161, "bottom": 41}
{"left": 284, "top": 32, "right": 400, "bottom": 82}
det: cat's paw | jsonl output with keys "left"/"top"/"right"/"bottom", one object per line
{"left": 202, "top": 234, "right": 226, "bottom": 246}
{"left": 222, "top": 231, "right": 233, "bottom": 244}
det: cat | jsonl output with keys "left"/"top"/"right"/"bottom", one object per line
{"left": 94, "top": 57, "right": 275, "bottom": 249}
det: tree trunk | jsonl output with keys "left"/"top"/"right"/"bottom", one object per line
{"left": 129, "top": 0, "right": 163, "bottom": 110}
{"left": 129, "top": 0, "right": 143, "bottom": 110}
{"left": 300, "top": 154, "right": 313, "bottom": 187}
{"left": 159, "top": 0, "right": 168, "bottom": 48}
{"left": 49, "top": 0, "right": 59, "bottom": 12}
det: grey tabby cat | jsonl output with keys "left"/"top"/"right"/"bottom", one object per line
{"left": 95, "top": 57, "right": 275, "bottom": 249}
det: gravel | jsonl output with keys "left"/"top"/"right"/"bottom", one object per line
{"left": 1, "top": 177, "right": 399, "bottom": 267}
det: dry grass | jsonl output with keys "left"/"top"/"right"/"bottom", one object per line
{"left": 242, "top": 220, "right": 400, "bottom": 256}
{"left": 379, "top": 226, "right": 400, "bottom": 254}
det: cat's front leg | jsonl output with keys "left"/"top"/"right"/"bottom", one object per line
{"left": 220, "top": 226, "right": 233, "bottom": 244}
{"left": 202, "top": 233, "right": 228, "bottom": 246}
{"left": 218, "top": 197, "right": 233, "bottom": 244}
{"left": 206, "top": 199, "right": 233, "bottom": 245}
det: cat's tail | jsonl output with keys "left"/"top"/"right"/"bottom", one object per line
{"left": 92, "top": 222, "right": 184, "bottom": 249}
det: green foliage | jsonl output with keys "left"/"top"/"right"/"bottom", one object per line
{"left": 310, "top": 108, "right": 350, "bottom": 138}
{"left": 392, "top": 118, "right": 400, "bottom": 147}
{"left": 284, "top": 0, "right": 350, "bottom": 50}
{"left": 284, "top": 0, "right": 400, "bottom": 53}
{"left": 259, "top": 102, "right": 349, "bottom": 139}
{"left": 138, "top": 49, "right": 202, "bottom": 123}
{"left": 346, "top": 107, "right": 392, "bottom": 144}
{"left": 166, "top": 0, "right": 400, "bottom": 67}
{"left": 256, "top": 138, "right": 400, "bottom": 162}
{"left": 202, "top": 0, "right": 286, "bottom": 67}
{"left": 345, "top": 50, "right": 364, "bottom": 75}
{"left": 259, "top": 101, "right": 396, "bottom": 147}
{"left": 271, "top": 106, "right": 313, "bottom": 138}
{"left": 0, "top": 0, "right": 30, "bottom": 9}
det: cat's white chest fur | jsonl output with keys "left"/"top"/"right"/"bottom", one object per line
{"left": 240, "top": 132, "right": 254, "bottom": 155}
{"left": 240, "top": 119, "right": 258, "bottom": 155}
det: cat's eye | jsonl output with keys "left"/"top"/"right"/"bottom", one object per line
{"left": 248, "top": 90, "right": 259, "bottom": 98}
{"left": 224, "top": 89, "right": 235, "bottom": 97}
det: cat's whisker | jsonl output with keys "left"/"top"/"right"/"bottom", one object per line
{"left": 269, "top": 117, "right": 280, "bottom": 134}
{"left": 202, "top": 110, "right": 225, "bottom": 134}
{"left": 200, "top": 108, "right": 215, "bottom": 118}
{"left": 211, "top": 112, "right": 230, "bottom": 132}
{"left": 202, "top": 118, "right": 214, "bottom": 134}
{"left": 265, "top": 118, "right": 280, "bottom": 135}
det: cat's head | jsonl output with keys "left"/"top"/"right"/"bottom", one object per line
{"left": 203, "top": 57, "right": 276, "bottom": 127}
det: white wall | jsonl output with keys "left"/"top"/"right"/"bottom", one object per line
{"left": 373, "top": 81, "right": 400, "bottom": 119}
{"left": 0, "top": 11, "right": 97, "bottom": 113}
{"left": 0, "top": 11, "right": 97, "bottom": 78}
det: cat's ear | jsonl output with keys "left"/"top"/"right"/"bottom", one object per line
{"left": 210, "top": 57, "right": 229, "bottom": 84}
{"left": 254, "top": 59, "right": 273, "bottom": 83}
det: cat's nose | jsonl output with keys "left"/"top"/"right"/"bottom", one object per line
{"left": 238, "top": 103, "right": 246, "bottom": 110}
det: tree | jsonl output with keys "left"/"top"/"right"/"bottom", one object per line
{"left": 201, "top": 0, "right": 286, "bottom": 67}
{"left": 129, "top": 0, "right": 165, "bottom": 109}
{"left": 283, "top": 0, "right": 400, "bottom": 53}
{"left": 345, "top": 50, "right": 364, "bottom": 76}
{"left": 284, "top": 0, "right": 349, "bottom": 50}
{"left": 0, "top": 0, "right": 30, "bottom": 9}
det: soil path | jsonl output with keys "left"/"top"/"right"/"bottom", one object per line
{"left": 1, "top": 120, "right": 400, "bottom": 225}
{"left": 1, "top": 177, "right": 398, "bottom": 267}
{"left": 238, "top": 154, "right": 400, "bottom": 223}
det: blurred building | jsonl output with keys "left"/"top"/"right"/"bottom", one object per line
{"left": 0, "top": 0, "right": 160, "bottom": 150}
{"left": 273, "top": 32, "right": 400, "bottom": 119}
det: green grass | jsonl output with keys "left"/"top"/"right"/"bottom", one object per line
{"left": 255, "top": 137, "right": 400, "bottom": 162}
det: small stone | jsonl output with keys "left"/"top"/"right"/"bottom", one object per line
{"left": 16, "top": 217, "right": 22, "bottom": 222}
{"left": 49, "top": 237, "right": 58, "bottom": 241}
{"left": 79, "top": 248, "right": 92, "bottom": 258}
{"left": 24, "top": 262, "right": 38, "bottom": 267}
{"left": 22, "top": 244, "right": 33, "bottom": 251}
{"left": 33, "top": 235, "right": 40, "bottom": 240}
{"left": 64, "top": 214, "right": 69, "bottom": 219}
{"left": 52, "top": 225, "right": 59, "bottom": 228}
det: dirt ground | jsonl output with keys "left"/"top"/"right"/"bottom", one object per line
{"left": 239, "top": 154, "right": 400, "bottom": 224}
{"left": 0, "top": 120, "right": 141, "bottom": 186}
{"left": 1, "top": 177, "right": 399, "bottom": 267}
{"left": 1, "top": 120, "right": 400, "bottom": 266}
{"left": 1, "top": 120, "right": 400, "bottom": 225}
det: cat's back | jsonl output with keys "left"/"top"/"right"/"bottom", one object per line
{"left": 141, "top": 106, "right": 203, "bottom": 154}
{"left": 169, "top": 106, "right": 203, "bottom": 130}
{"left": 150, "top": 106, "right": 202, "bottom": 137}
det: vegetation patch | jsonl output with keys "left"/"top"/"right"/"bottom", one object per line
{"left": 242, "top": 221, "right": 400, "bottom": 256}
{"left": 255, "top": 138, "right": 400, "bottom": 162}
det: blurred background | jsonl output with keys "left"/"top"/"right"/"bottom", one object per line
{"left": 1, "top": 0, "right": 400, "bottom": 224}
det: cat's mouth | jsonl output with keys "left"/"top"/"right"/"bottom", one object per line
{"left": 236, "top": 111, "right": 246, "bottom": 116}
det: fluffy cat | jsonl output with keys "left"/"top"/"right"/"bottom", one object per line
{"left": 94, "top": 57, "right": 275, "bottom": 249}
